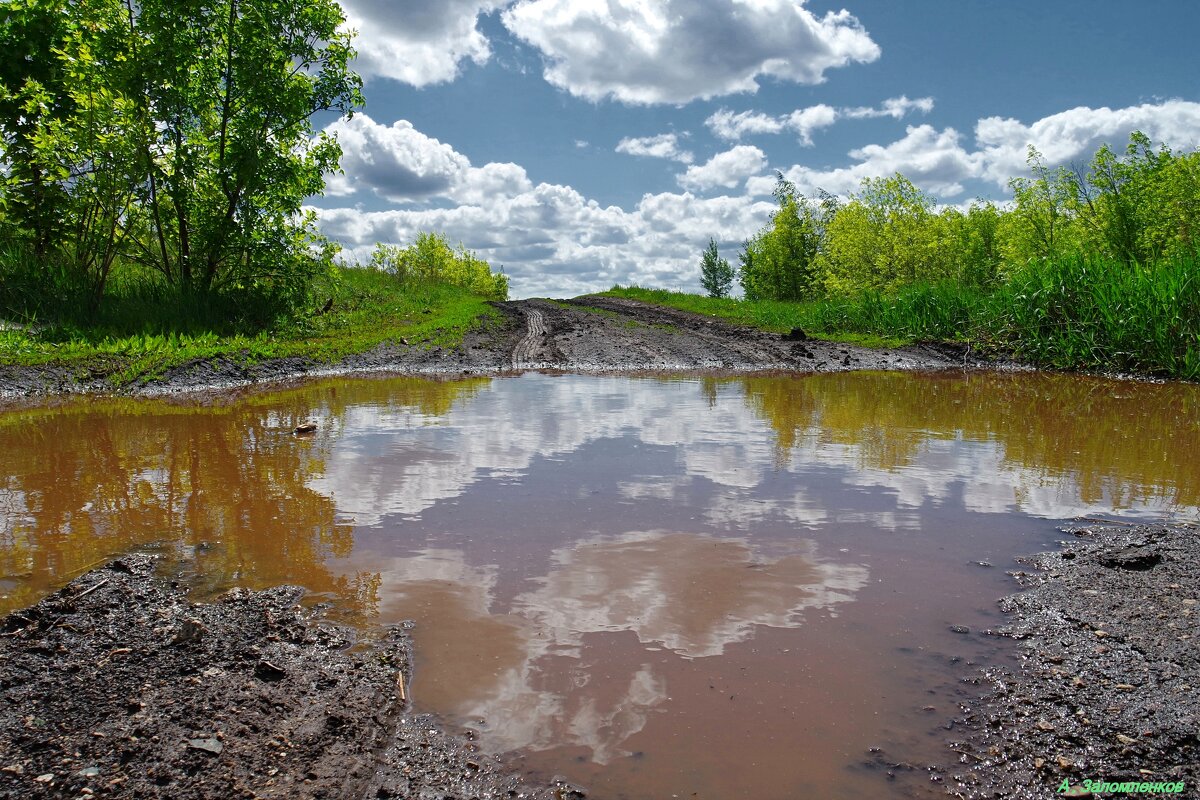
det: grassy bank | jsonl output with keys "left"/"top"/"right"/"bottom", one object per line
{"left": 0, "top": 266, "right": 498, "bottom": 388}
{"left": 605, "top": 252, "right": 1200, "bottom": 381}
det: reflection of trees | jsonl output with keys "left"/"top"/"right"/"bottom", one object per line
{"left": 0, "top": 376, "right": 487, "bottom": 615}
{"left": 737, "top": 371, "right": 1200, "bottom": 508}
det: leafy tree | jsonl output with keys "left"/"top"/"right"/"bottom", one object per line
{"left": 945, "top": 201, "right": 1003, "bottom": 287}
{"left": 699, "top": 238, "right": 733, "bottom": 298}
{"left": 1001, "top": 146, "right": 1080, "bottom": 265}
{"left": 739, "top": 173, "right": 824, "bottom": 301}
{"left": 0, "top": 0, "right": 363, "bottom": 313}
{"left": 822, "top": 173, "right": 952, "bottom": 294}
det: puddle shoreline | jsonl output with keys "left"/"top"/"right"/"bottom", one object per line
{"left": 947, "top": 522, "right": 1200, "bottom": 798}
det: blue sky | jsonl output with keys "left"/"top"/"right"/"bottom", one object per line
{"left": 309, "top": 0, "right": 1200, "bottom": 298}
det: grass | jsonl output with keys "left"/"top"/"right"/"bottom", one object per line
{"left": 0, "top": 264, "right": 499, "bottom": 388}
{"left": 606, "top": 251, "right": 1200, "bottom": 381}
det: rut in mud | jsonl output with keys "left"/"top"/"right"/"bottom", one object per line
{"left": 498, "top": 296, "right": 965, "bottom": 374}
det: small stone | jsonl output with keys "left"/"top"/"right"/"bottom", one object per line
{"left": 1115, "top": 683, "right": 1136, "bottom": 691}
{"left": 949, "top": 625, "right": 970, "bottom": 635}
{"left": 255, "top": 660, "right": 287, "bottom": 681}
{"left": 1033, "top": 757, "right": 1045, "bottom": 769}
{"left": 35, "top": 774, "right": 55, "bottom": 783}
{"left": 1072, "top": 676, "right": 1086, "bottom": 687}
{"left": 1116, "top": 734, "right": 1137, "bottom": 745}
{"left": 1182, "top": 599, "right": 1198, "bottom": 606}
{"left": 1093, "top": 630, "right": 1109, "bottom": 638}
{"left": 1, "top": 765, "right": 23, "bottom": 775}
{"left": 1056, "top": 756, "right": 1073, "bottom": 770}
{"left": 77, "top": 766, "right": 101, "bottom": 777}
{"left": 1036, "top": 720, "right": 1055, "bottom": 731}
{"left": 188, "top": 738, "right": 224, "bottom": 755}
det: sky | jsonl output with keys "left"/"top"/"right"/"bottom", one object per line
{"left": 307, "top": 0, "right": 1200, "bottom": 298}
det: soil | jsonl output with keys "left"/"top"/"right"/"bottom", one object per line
{"left": 0, "top": 555, "right": 582, "bottom": 800}
{"left": 944, "top": 522, "right": 1200, "bottom": 798}
{"left": 0, "top": 296, "right": 984, "bottom": 399}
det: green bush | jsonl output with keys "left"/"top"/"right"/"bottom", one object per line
{"left": 368, "top": 233, "right": 508, "bottom": 301}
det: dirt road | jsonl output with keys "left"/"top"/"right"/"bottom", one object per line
{"left": 0, "top": 296, "right": 974, "bottom": 398}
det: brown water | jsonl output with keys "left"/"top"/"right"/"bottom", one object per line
{"left": 3, "top": 371, "right": 1199, "bottom": 798}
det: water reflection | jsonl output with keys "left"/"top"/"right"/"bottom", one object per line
{"left": 2, "top": 369, "right": 1200, "bottom": 798}
{"left": 356, "top": 531, "right": 866, "bottom": 763}
{"left": 0, "top": 378, "right": 485, "bottom": 614}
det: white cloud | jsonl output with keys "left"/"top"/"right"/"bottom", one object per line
{"left": 705, "top": 109, "right": 787, "bottom": 140}
{"left": 615, "top": 133, "right": 694, "bottom": 164}
{"left": 502, "top": 0, "right": 880, "bottom": 105}
{"left": 678, "top": 146, "right": 768, "bottom": 191}
{"left": 779, "top": 124, "right": 982, "bottom": 197}
{"left": 324, "top": 114, "right": 532, "bottom": 204}
{"left": 843, "top": 95, "right": 935, "bottom": 120}
{"left": 315, "top": 185, "right": 774, "bottom": 297}
{"left": 341, "top": 0, "right": 504, "bottom": 86}
{"left": 317, "top": 101, "right": 1200, "bottom": 297}
{"left": 975, "top": 100, "right": 1200, "bottom": 185}
{"left": 706, "top": 96, "right": 932, "bottom": 144}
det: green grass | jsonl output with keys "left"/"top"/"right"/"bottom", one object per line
{"left": 0, "top": 265, "right": 498, "bottom": 388}
{"left": 605, "top": 251, "right": 1200, "bottom": 381}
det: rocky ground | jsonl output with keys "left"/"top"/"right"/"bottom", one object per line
{"left": 0, "top": 555, "right": 582, "bottom": 800}
{"left": 944, "top": 522, "right": 1199, "bottom": 798}
{"left": 0, "top": 296, "right": 980, "bottom": 398}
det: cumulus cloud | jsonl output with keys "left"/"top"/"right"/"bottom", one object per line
{"left": 974, "top": 100, "right": 1200, "bottom": 184}
{"left": 325, "top": 114, "right": 532, "bottom": 204}
{"left": 314, "top": 185, "right": 774, "bottom": 298}
{"left": 706, "top": 96, "right": 933, "bottom": 144}
{"left": 317, "top": 100, "right": 1200, "bottom": 298}
{"left": 678, "top": 146, "right": 768, "bottom": 191}
{"left": 502, "top": 0, "right": 880, "bottom": 105}
{"left": 341, "top": 0, "right": 504, "bottom": 86}
{"left": 615, "top": 133, "right": 694, "bottom": 164}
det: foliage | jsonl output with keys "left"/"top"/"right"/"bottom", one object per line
{"left": 367, "top": 233, "right": 509, "bottom": 301}
{"left": 0, "top": 0, "right": 362, "bottom": 313}
{"left": 821, "top": 173, "right": 954, "bottom": 294}
{"left": 699, "top": 238, "right": 733, "bottom": 298}
{"left": 738, "top": 174, "right": 828, "bottom": 301}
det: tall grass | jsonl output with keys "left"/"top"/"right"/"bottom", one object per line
{"left": 995, "top": 252, "right": 1200, "bottom": 378}
{"left": 607, "top": 250, "right": 1200, "bottom": 381}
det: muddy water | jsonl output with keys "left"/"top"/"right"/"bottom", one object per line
{"left": 3, "top": 371, "right": 1199, "bottom": 798}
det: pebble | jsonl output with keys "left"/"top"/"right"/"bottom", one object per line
{"left": 35, "top": 774, "right": 54, "bottom": 783}
{"left": 1116, "top": 734, "right": 1137, "bottom": 745}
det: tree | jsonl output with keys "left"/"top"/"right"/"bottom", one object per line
{"left": 126, "top": 0, "right": 363, "bottom": 302}
{"left": 368, "top": 233, "right": 509, "bottom": 301}
{"left": 822, "top": 173, "right": 952, "bottom": 294}
{"left": 0, "top": 0, "right": 363, "bottom": 312}
{"left": 738, "top": 173, "right": 824, "bottom": 301}
{"left": 699, "top": 238, "right": 733, "bottom": 298}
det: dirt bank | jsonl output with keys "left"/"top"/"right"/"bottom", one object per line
{"left": 947, "top": 522, "right": 1199, "bottom": 798}
{"left": 0, "top": 555, "right": 582, "bottom": 799}
{"left": 0, "top": 296, "right": 977, "bottom": 398}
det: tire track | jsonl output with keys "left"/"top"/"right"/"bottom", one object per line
{"left": 511, "top": 306, "right": 546, "bottom": 368}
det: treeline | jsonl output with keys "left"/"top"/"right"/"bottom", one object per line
{"left": 0, "top": 0, "right": 364, "bottom": 322}
{"left": 700, "top": 133, "right": 1200, "bottom": 378}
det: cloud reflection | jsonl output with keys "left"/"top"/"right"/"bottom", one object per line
{"left": 360, "top": 531, "right": 866, "bottom": 762}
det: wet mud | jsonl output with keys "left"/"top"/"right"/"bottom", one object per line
{"left": 0, "top": 555, "right": 577, "bottom": 799}
{"left": 0, "top": 296, "right": 975, "bottom": 398}
{"left": 947, "top": 523, "right": 1199, "bottom": 798}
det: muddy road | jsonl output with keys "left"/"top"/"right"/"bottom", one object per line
{"left": 0, "top": 555, "right": 579, "bottom": 800}
{"left": 0, "top": 296, "right": 973, "bottom": 398}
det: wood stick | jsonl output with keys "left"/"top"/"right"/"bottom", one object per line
{"left": 74, "top": 579, "right": 110, "bottom": 600}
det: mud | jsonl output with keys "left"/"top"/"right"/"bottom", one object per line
{"left": 0, "top": 296, "right": 977, "bottom": 399}
{"left": 946, "top": 523, "right": 1199, "bottom": 798}
{"left": 0, "top": 555, "right": 579, "bottom": 799}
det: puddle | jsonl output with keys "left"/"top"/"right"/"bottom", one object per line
{"left": 2, "top": 371, "right": 1199, "bottom": 798}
